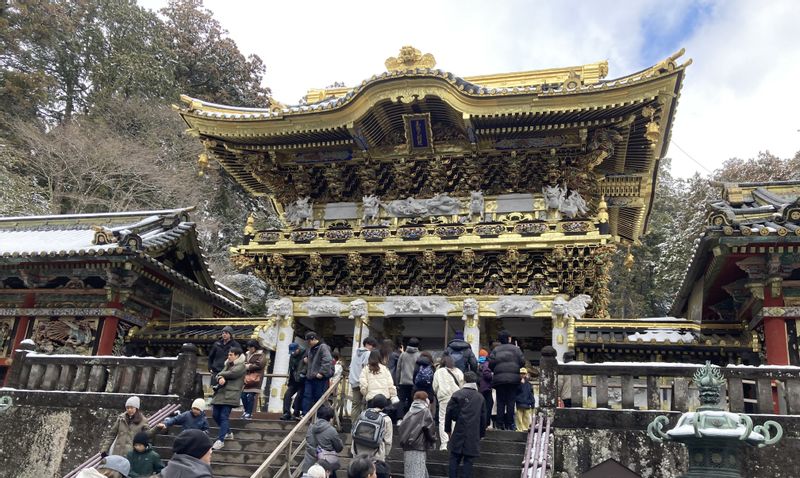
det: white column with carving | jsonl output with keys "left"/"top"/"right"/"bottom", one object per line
{"left": 462, "top": 298, "right": 480, "bottom": 357}
{"left": 267, "top": 298, "right": 295, "bottom": 413}
{"left": 550, "top": 294, "right": 591, "bottom": 362}
{"left": 348, "top": 299, "right": 369, "bottom": 374}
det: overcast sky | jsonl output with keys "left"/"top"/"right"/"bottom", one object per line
{"left": 139, "top": 0, "right": 800, "bottom": 177}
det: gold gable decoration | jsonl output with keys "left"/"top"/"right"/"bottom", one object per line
{"left": 385, "top": 46, "right": 436, "bottom": 72}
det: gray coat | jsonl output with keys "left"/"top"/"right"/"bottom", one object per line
{"left": 213, "top": 353, "right": 246, "bottom": 406}
{"left": 394, "top": 346, "right": 420, "bottom": 385}
{"left": 301, "top": 418, "right": 344, "bottom": 472}
{"left": 306, "top": 343, "right": 333, "bottom": 379}
{"left": 101, "top": 411, "right": 149, "bottom": 456}
{"left": 398, "top": 399, "right": 435, "bottom": 451}
{"left": 160, "top": 453, "right": 214, "bottom": 478}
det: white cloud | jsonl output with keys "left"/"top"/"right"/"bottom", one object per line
{"left": 138, "top": 0, "right": 800, "bottom": 177}
{"left": 669, "top": 0, "right": 800, "bottom": 176}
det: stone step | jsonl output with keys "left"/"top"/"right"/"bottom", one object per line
{"left": 206, "top": 417, "right": 306, "bottom": 431}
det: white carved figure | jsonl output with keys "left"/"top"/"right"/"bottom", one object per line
{"left": 394, "top": 297, "right": 436, "bottom": 313}
{"left": 384, "top": 197, "right": 429, "bottom": 217}
{"left": 284, "top": 197, "right": 313, "bottom": 226}
{"left": 469, "top": 191, "right": 485, "bottom": 220}
{"left": 362, "top": 195, "right": 381, "bottom": 223}
{"left": 551, "top": 294, "right": 592, "bottom": 320}
{"left": 256, "top": 321, "right": 279, "bottom": 350}
{"left": 378, "top": 296, "right": 455, "bottom": 316}
{"left": 462, "top": 298, "right": 479, "bottom": 317}
{"left": 301, "top": 298, "right": 345, "bottom": 317}
{"left": 542, "top": 185, "right": 567, "bottom": 210}
{"left": 268, "top": 297, "right": 294, "bottom": 317}
{"left": 426, "top": 193, "right": 463, "bottom": 215}
{"left": 383, "top": 194, "right": 463, "bottom": 217}
{"left": 349, "top": 298, "right": 368, "bottom": 319}
{"left": 559, "top": 191, "right": 588, "bottom": 219}
{"left": 488, "top": 296, "right": 542, "bottom": 317}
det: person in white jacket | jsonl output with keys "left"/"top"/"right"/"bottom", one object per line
{"left": 432, "top": 355, "right": 464, "bottom": 450}
{"left": 359, "top": 350, "right": 398, "bottom": 402}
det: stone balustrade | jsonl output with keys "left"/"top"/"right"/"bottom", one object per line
{"left": 538, "top": 346, "right": 800, "bottom": 415}
{"left": 5, "top": 341, "right": 200, "bottom": 402}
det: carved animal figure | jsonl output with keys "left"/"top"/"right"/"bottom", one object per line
{"left": 362, "top": 195, "right": 381, "bottom": 223}
{"left": 470, "top": 191, "right": 485, "bottom": 220}
{"left": 284, "top": 197, "right": 313, "bottom": 226}
{"left": 384, "top": 197, "right": 429, "bottom": 217}
{"left": 542, "top": 185, "right": 567, "bottom": 210}
{"left": 426, "top": 193, "right": 462, "bottom": 215}
{"left": 268, "top": 298, "right": 293, "bottom": 317}
{"left": 349, "top": 298, "right": 368, "bottom": 319}
{"left": 462, "top": 298, "right": 479, "bottom": 317}
{"left": 394, "top": 298, "right": 437, "bottom": 314}
{"left": 551, "top": 294, "right": 592, "bottom": 320}
{"left": 559, "top": 191, "right": 588, "bottom": 219}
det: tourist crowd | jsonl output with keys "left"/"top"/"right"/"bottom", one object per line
{"left": 85, "top": 327, "right": 541, "bottom": 478}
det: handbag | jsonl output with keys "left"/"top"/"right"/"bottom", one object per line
{"left": 244, "top": 371, "right": 261, "bottom": 388}
{"left": 317, "top": 447, "right": 340, "bottom": 466}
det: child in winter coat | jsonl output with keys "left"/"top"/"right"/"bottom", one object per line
{"left": 100, "top": 396, "right": 149, "bottom": 457}
{"left": 515, "top": 367, "right": 535, "bottom": 432}
{"left": 156, "top": 398, "right": 209, "bottom": 432}
{"left": 127, "top": 431, "right": 163, "bottom": 477}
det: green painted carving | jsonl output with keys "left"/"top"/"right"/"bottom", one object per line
{"left": 0, "top": 396, "right": 12, "bottom": 413}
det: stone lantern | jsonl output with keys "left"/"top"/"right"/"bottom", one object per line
{"left": 647, "top": 362, "right": 783, "bottom": 478}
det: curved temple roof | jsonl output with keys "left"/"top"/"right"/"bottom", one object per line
{"left": 177, "top": 48, "right": 690, "bottom": 243}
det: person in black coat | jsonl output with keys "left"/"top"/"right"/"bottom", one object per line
{"left": 444, "top": 331, "right": 478, "bottom": 373}
{"left": 488, "top": 331, "right": 525, "bottom": 430}
{"left": 444, "top": 371, "right": 486, "bottom": 478}
{"left": 207, "top": 326, "right": 241, "bottom": 381}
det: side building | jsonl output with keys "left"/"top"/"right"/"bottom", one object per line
{"left": 0, "top": 208, "right": 247, "bottom": 382}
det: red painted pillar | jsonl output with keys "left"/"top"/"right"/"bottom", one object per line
{"left": 11, "top": 292, "right": 36, "bottom": 350}
{"left": 97, "top": 293, "right": 122, "bottom": 355}
{"left": 763, "top": 285, "right": 789, "bottom": 366}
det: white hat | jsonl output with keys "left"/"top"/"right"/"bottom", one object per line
{"left": 308, "top": 464, "right": 327, "bottom": 478}
{"left": 125, "top": 396, "right": 140, "bottom": 409}
{"left": 191, "top": 398, "right": 206, "bottom": 410}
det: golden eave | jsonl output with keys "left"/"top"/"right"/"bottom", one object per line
{"left": 177, "top": 49, "right": 689, "bottom": 140}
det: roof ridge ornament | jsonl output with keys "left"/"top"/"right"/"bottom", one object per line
{"left": 385, "top": 46, "right": 436, "bottom": 72}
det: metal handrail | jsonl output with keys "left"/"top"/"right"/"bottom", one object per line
{"left": 250, "top": 375, "right": 344, "bottom": 478}
{"left": 521, "top": 413, "right": 551, "bottom": 478}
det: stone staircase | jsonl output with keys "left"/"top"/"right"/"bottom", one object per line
{"left": 153, "top": 414, "right": 526, "bottom": 478}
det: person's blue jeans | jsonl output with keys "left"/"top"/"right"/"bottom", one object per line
{"left": 241, "top": 392, "right": 256, "bottom": 415}
{"left": 213, "top": 404, "right": 233, "bottom": 441}
{"left": 302, "top": 377, "right": 328, "bottom": 415}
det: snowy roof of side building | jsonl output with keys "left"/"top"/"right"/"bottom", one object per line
{"left": 0, "top": 208, "right": 247, "bottom": 314}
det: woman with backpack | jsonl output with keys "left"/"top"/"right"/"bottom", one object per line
{"left": 411, "top": 351, "right": 435, "bottom": 405}
{"left": 432, "top": 356, "right": 464, "bottom": 450}
{"left": 351, "top": 394, "right": 393, "bottom": 460}
{"left": 398, "top": 391, "right": 436, "bottom": 478}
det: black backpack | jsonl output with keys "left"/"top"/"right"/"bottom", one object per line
{"left": 352, "top": 409, "right": 386, "bottom": 451}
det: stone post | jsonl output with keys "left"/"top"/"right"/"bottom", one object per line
{"left": 172, "top": 343, "right": 199, "bottom": 406}
{"left": 539, "top": 346, "right": 558, "bottom": 410}
{"left": 267, "top": 298, "right": 295, "bottom": 413}
{"left": 5, "top": 339, "right": 35, "bottom": 388}
{"left": 462, "top": 298, "right": 480, "bottom": 357}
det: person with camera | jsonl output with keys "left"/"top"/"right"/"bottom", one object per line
{"left": 211, "top": 346, "right": 246, "bottom": 450}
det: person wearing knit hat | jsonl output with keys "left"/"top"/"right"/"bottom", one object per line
{"left": 157, "top": 398, "right": 209, "bottom": 432}
{"left": 100, "top": 396, "right": 148, "bottom": 457}
{"left": 207, "top": 324, "right": 241, "bottom": 381}
{"left": 160, "top": 429, "right": 214, "bottom": 478}
{"left": 77, "top": 455, "right": 131, "bottom": 478}
{"left": 126, "top": 431, "right": 163, "bottom": 478}
{"left": 514, "top": 367, "right": 535, "bottom": 432}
